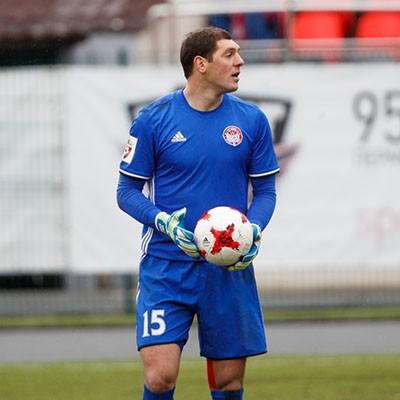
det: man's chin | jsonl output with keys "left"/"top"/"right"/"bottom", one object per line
{"left": 225, "top": 84, "right": 239, "bottom": 93}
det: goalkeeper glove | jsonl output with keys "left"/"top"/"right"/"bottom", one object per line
{"left": 226, "top": 224, "right": 262, "bottom": 271}
{"left": 155, "top": 208, "right": 200, "bottom": 259}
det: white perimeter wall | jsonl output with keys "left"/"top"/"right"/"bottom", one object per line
{"left": 1, "top": 64, "right": 399, "bottom": 278}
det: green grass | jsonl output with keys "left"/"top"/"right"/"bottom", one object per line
{"left": 0, "top": 314, "right": 136, "bottom": 329}
{"left": 1, "top": 355, "right": 400, "bottom": 400}
{"left": 1, "top": 306, "right": 400, "bottom": 329}
{"left": 265, "top": 306, "right": 400, "bottom": 322}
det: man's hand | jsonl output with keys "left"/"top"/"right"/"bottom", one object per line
{"left": 226, "top": 224, "right": 262, "bottom": 271}
{"left": 155, "top": 208, "right": 200, "bottom": 259}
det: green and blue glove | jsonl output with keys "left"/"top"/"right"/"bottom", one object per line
{"left": 155, "top": 208, "right": 200, "bottom": 259}
{"left": 226, "top": 223, "right": 262, "bottom": 271}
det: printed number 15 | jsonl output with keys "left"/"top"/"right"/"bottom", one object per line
{"left": 142, "top": 309, "right": 166, "bottom": 337}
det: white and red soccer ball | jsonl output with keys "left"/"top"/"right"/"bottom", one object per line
{"left": 194, "top": 206, "right": 253, "bottom": 267}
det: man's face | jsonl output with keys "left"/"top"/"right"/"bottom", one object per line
{"left": 204, "top": 39, "right": 245, "bottom": 93}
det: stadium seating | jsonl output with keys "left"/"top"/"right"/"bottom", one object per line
{"left": 290, "top": 11, "right": 354, "bottom": 61}
{"left": 291, "top": 12, "right": 348, "bottom": 39}
{"left": 209, "top": 12, "right": 284, "bottom": 40}
{"left": 354, "top": 12, "right": 400, "bottom": 61}
{"left": 355, "top": 12, "right": 400, "bottom": 38}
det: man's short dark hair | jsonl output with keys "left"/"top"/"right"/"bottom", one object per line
{"left": 180, "top": 26, "right": 232, "bottom": 79}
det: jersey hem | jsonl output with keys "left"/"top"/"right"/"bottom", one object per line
{"left": 141, "top": 252, "right": 204, "bottom": 263}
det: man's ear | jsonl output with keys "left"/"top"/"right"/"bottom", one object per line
{"left": 193, "top": 55, "right": 207, "bottom": 74}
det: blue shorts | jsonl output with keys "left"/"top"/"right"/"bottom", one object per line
{"left": 136, "top": 255, "right": 267, "bottom": 359}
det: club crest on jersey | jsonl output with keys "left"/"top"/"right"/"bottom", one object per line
{"left": 222, "top": 126, "right": 243, "bottom": 147}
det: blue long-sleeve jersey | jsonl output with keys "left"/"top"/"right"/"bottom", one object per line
{"left": 117, "top": 90, "right": 279, "bottom": 261}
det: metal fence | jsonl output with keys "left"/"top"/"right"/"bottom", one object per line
{"left": 0, "top": 273, "right": 136, "bottom": 316}
{"left": 0, "top": 68, "right": 68, "bottom": 272}
{"left": 1, "top": 66, "right": 400, "bottom": 317}
{"left": 1, "top": 269, "right": 400, "bottom": 317}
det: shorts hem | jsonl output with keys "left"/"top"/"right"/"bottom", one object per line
{"left": 200, "top": 350, "right": 267, "bottom": 360}
{"left": 137, "top": 340, "right": 187, "bottom": 352}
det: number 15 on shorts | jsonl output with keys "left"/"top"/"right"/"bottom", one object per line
{"left": 142, "top": 309, "right": 166, "bottom": 337}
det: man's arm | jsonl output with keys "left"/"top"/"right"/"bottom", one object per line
{"left": 116, "top": 173, "right": 199, "bottom": 258}
{"left": 247, "top": 173, "right": 277, "bottom": 230}
{"left": 116, "top": 172, "right": 159, "bottom": 227}
{"left": 227, "top": 173, "right": 277, "bottom": 271}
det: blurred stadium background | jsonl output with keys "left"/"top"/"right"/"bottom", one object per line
{"left": 1, "top": 0, "right": 400, "bottom": 318}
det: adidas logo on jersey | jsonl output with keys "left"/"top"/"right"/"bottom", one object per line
{"left": 171, "top": 131, "right": 187, "bottom": 143}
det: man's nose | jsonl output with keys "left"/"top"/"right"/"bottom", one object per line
{"left": 236, "top": 53, "right": 245, "bottom": 66}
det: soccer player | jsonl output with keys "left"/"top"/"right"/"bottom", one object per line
{"left": 117, "top": 27, "right": 279, "bottom": 400}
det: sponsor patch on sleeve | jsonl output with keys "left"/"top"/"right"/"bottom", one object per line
{"left": 121, "top": 135, "right": 137, "bottom": 164}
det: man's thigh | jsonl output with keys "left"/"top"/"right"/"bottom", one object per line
{"left": 140, "top": 344, "right": 181, "bottom": 391}
{"left": 197, "top": 264, "right": 267, "bottom": 359}
{"left": 136, "top": 256, "right": 198, "bottom": 350}
{"left": 207, "top": 358, "right": 247, "bottom": 391}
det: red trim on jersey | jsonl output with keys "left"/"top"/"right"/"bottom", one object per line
{"left": 207, "top": 358, "right": 217, "bottom": 389}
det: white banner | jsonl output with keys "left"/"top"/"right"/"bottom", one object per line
{"left": 240, "top": 64, "right": 400, "bottom": 272}
{"left": 65, "top": 67, "right": 185, "bottom": 272}
{"left": 1, "top": 64, "right": 399, "bottom": 274}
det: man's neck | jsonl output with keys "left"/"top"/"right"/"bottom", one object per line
{"left": 183, "top": 84, "right": 223, "bottom": 112}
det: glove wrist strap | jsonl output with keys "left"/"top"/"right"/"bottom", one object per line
{"left": 155, "top": 211, "right": 170, "bottom": 234}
